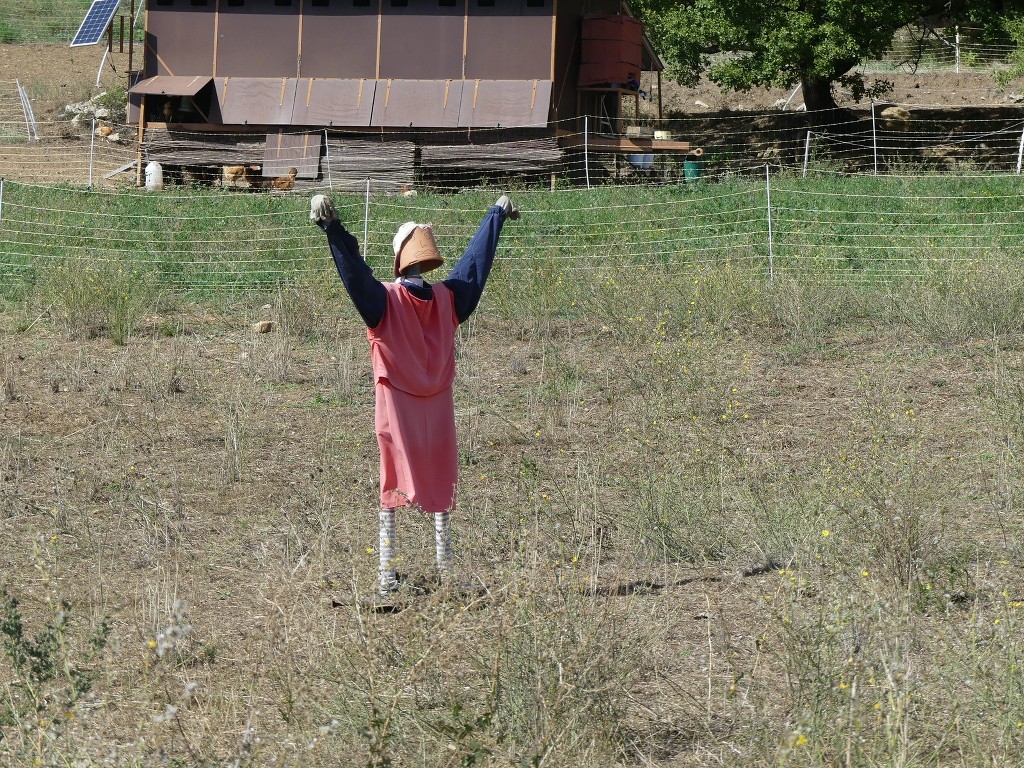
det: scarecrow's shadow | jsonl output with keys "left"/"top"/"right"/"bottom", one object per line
{"left": 591, "top": 560, "right": 786, "bottom": 597}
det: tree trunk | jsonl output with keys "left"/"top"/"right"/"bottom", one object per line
{"left": 801, "top": 78, "right": 839, "bottom": 111}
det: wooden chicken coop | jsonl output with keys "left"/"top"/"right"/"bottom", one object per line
{"left": 122, "top": 0, "right": 696, "bottom": 188}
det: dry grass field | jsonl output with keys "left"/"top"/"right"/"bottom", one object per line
{"left": 3, "top": 42, "right": 1024, "bottom": 768}
{"left": 3, "top": 258, "right": 1024, "bottom": 766}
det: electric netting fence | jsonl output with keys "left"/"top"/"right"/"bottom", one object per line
{"left": 1, "top": 171, "right": 1022, "bottom": 292}
{"left": 4, "top": 107, "right": 1024, "bottom": 190}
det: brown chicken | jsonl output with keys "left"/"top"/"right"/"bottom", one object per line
{"left": 222, "top": 165, "right": 248, "bottom": 188}
{"left": 271, "top": 167, "right": 298, "bottom": 191}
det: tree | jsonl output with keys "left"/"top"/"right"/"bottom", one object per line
{"left": 996, "top": 13, "right": 1024, "bottom": 86}
{"left": 633, "top": 0, "right": 1017, "bottom": 111}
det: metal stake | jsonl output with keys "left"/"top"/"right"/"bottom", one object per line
{"left": 584, "top": 115, "right": 590, "bottom": 190}
{"left": 363, "top": 178, "right": 371, "bottom": 261}
{"left": 765, "top": 164, "right": 774, "bottom": 283}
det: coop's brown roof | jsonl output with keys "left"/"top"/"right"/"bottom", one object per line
{"left": 206, "top": 77, "right": 552, "bottom": 128}
{"left": 128, "top": 75, "right": 212, "bottom": 96}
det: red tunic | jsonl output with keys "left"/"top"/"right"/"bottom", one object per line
{"left": 368, "top": 281, "right": 459, "bottom": 513}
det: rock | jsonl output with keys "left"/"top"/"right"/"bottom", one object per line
{"left": 879, "top": 106, "right": 912, "bottom": 131}
{"left": 694, "top": 99, "right": 709, "bottom": 109}
{"left": 252, "top": 320, "right": 274, "bottom": 334}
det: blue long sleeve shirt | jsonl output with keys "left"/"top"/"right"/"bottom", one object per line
{"left": 322, "top": 205, "right": 508, "bottom": 328}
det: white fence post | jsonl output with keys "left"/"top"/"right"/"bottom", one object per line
{"left": 802, "top": 131, "right": 813, "bottom": 177}
{"left": 871, "top": 101, "right": 878, "bottom": 176}
{"left": 89, "top": 116, "right": 97, "bottom": 189}
{"left": 363, "top": 178, "right": 371, "bottom": 260}
{"left": 0, "top": 178, "right": 4, "bottom": 225}
{"left": 765, "top": 164, "right": 774, "bottom": 283}
{"left": 324, "top": 129, "right": 332, "bottom": 191}
{"left": 1017, "top": 124, "right": 1024, "bottom": 173}
{"left": 584, "top": 115, "right": 590, "bottom": 190}
{"left": 955, "top": 26, "right": 960, "bottom": 73}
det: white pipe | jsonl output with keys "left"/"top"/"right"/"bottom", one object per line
{"left": 1017, "top": 123, "right": 1024, "bottom": 174}
{"left": 16, "top": 79, "right": 28, "bottom": 138}
{"left": 783, "top": 83, "right": 802, "bottom": 111}
{"left": 0, "top": 178, "right": 4, "bottom": 225}
{"left": 584, "top": 115, "right": 590, "bottom": 190}
{"left": 363, "top": 178, "right": 370, "bottom": 261}
{"left": 802, "top": 131, "right": 812, "bottom": 177}
{"left": 95, "top": 48, "right": 109, "bottom": 88}
{"left": 765, "top": 164, "right": 774, "bottom": 283}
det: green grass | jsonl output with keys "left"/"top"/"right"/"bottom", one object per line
{"left": 0, "top": 0, "right": 101, "bottom": 43}
{"left": 2, "top": 175, "right": 1023, "bottom": 302}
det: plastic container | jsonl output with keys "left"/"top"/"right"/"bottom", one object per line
{"left": 628, "top": 153, "right": 654, "bottom": 170}
{"left": 683, "top": 157, "right": 703, "bottom": 182}
{"left": 145, "top": 161, "right": 164, "bottom": 191}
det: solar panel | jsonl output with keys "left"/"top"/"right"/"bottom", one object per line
{"left": 70, "top": 0, "right": 122, "bottom": 47}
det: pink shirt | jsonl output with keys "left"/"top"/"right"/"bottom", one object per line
{"left": 367, "top": 282, "right": 460, "bottom": 513}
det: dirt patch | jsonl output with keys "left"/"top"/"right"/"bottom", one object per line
{"left": 660, "top": 70, "right": 1024, "bottom": 114}
{"left": 1, "top": 43, "right": 132, "bottom": 118}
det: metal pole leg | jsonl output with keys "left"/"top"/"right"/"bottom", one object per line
{"left": 379, "top": 508, "right": 398, "bottom": 596}
{"left": 434, "top": 511, "right": 452, "bottom": 576}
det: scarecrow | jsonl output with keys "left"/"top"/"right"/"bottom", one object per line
{"left": 310, "top": 193, "right": 519, "bottom": 605}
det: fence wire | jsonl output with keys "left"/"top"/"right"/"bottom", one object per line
{"left": 1, "top": 169, "right": 1022, "bottom": 292}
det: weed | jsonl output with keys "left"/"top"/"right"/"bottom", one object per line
{"left": 0, "top": 577, "right": 110, "bottom": 764}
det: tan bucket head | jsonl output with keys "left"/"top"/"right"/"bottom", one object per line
{"left": 392, "top": 222, "right": 444, "bottom": 277}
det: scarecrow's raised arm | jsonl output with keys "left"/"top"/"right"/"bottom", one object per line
{"left": 444, "top": 196, "right": 519, "bottom": 324}
{"left": 310, "top": 195, "right": 387, "bottom": 328}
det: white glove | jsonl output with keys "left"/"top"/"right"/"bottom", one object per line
{"left": 495, "top": 195, "right": 519, "bottom": 220}
{"left": 309, "top": 194, "right": 338, "bottom": 224}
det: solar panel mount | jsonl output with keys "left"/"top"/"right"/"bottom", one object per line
{"left": 70, "top": 0, "right": 122, "bottom": 47}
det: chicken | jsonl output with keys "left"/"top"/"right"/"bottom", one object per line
{"left": 271, "top": 167, "right": 298, "bottom": 191}
{"left": 222, "top": 165, "right": 248, "bottom": 188}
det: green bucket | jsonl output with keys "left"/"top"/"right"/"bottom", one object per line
{"left": 683, "top": 157, "right": 703, "bottom": 182}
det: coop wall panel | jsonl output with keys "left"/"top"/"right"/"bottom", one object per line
{"left": 379, "top": 0, "right": 464, "bottom": 80}
{"left": 215, "top": 0, "right": 301, "bottom": 78}
{"left": 216, "top": 78, "right": 299, "bottom": 124}
{"left": 370, "top": 80, "right": 463, "bottom": 128}
{"left": 291, "top": 79, "right": 376, "bottom": 126}
{"left": 263, "top": 130, "right": 323, "bottom": 178}
{"left": 300, "top": 3, "right": 378, "bottom": 78}
{"left": 458, "top": 79, "right": 551, "bottom": 127}
{"left": 144, "top": 3, "right": 216, "bottom": 77}
{"left": 465, "top": 0, "right": 551, "bottom": 80}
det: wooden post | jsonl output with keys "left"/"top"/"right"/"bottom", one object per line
{"left": 127, "top": 0, "right": 135, "bottom": 74}
{"left": 657, "top": 70, "right": 663, "bottom": 119}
